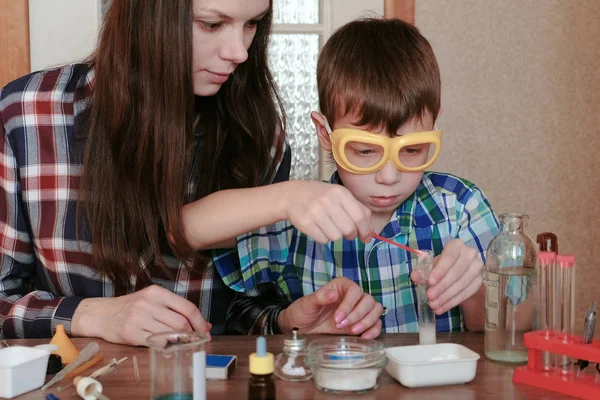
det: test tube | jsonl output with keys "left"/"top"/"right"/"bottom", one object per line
{"left": 556, "top": 254, "right": 575, "bottom": 376}
{"left": 415, "top": 250, "right": 436, "bottom": 345}
{"left": 536, "top": 251, "right": 555, "bottom": 372}
{"left": 551, "top": 250, "right": 562, "bottom": 371}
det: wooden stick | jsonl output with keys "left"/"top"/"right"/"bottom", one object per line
{"left": 133, "top": 356, "right": 140, "bottom": 383}
{"left": 95, "top": 357, "right": 127, "bottom": 377}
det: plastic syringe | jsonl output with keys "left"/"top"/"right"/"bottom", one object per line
{"left": 42, "top": 342, "right": 100, "bottom": 391}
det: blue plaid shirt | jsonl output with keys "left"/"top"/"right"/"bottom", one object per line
{"left": 214, "top": 172, "right": 499, "bottom": 332}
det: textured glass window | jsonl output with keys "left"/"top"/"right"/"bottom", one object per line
{"left": 269, "top": 34, "right": 320, "bottom": 180}
{"left": 273, "top": 0, "right": 320, "bottom": 24}
{"left": 101, "top": 0, "right": 111, "bottom": 18}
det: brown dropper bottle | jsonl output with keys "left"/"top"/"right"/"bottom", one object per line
{"left": 248, "top": 336, "right": 276, "bottom": 400}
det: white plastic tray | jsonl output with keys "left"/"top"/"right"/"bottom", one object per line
{"left": 0, "top": 346, "right": 50, "bottom": 398}
{"left": 385, "top": 343, "right": 480, "bottom": 388}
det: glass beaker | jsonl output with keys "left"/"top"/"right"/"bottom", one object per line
{"left": 147, "top": 331, "right": 209, "bottom": 400}
{"left": 484, "top": 213, "right": 538, "bottom": 363}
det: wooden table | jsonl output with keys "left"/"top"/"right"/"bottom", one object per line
{"left": 6, "top": 332, "right": 573, "bottom": 399}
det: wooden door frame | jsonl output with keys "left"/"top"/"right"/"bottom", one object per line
{"left": 384, "top": 0, "right": 415, "bottom": 23}
{"left": 0, "top": 0, "right": 30, "bottom": 87}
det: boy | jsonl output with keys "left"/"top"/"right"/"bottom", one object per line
{"left": 213, "top": 18, "right": 499, "bottom": 334}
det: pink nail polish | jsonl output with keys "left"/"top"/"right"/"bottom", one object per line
{"left": 334, "top": 311, "right": 345, "bottom": 324}
{"left": 351, "top": 324, "right": 364, "bottom": 334}
{"left": 336, "top": 319, "right": 349, "bottom": 328}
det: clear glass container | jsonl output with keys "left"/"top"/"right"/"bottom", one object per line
{"left": 415, "top": 250, "right": 436, "bottom": 345}
{"left": 147, "top": 331, "right": 209, "bottom": 400}
{"left": 484, "top": 213, "right": 538, "bottom": 363}
{"left": 305, "top": 337, "right": 387, "bottom": 394}
{"left": 274, "top": 328, "right": 311, "bottom": 381}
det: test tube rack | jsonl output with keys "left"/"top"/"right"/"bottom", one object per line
{"left": 513, "top": 330, "right": 600, "bottom": 399}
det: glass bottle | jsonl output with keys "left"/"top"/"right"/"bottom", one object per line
{"left": 484, "top": 213, "right": 538, "bottom": 363}
{"left": 274, "top": 328, "right": 312, "bottom": 381}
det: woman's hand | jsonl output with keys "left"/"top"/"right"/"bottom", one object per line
{"left": 278, "top": 277, "right": 384, "bottom": 339}
{"left": 71, "top": 285, "right": 211, "bottom": 346}
{"left": 280, "top": 181, "right": 373, "bottom": 244}
{"left": 183, "top": 180, "right": 373, "bottom": 250}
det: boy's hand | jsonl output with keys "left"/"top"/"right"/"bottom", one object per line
{"left": 410, "top": 239, "right": 483, "bottom": 315}
{"left": 278, "top": 277, "right": 383, "bottom": 339}
{"left": 280, "top": 181, "right": 373, "bottom": 244}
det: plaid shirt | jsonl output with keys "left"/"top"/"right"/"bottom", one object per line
{"left": 0, "top": 64, "right": 290, "bottom": 339}
{"left": 215, "top": 171, "right": 499, "bottom": 332}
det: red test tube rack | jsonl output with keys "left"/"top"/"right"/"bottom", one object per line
{"left": 513, "top": 330, "right": 600, "bottom": 399}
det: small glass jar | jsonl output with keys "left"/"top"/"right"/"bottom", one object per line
{"left": 305, "top": 337, "right": 387, "bottom": 394}
{"left": 147, "top": 331, "right": 209, "bottom": 400}
{"left": 274, "top": 328, "right": 311, "bottom": 381}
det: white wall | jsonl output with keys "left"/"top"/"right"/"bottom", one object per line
{"left": 28, "top": 0, "right": 381, "bottom": 72}
{"left": 29, "top": 0, "right": 102, "bottom": 71}
{"left": 330, "top": 0, "right": 383, "bottom": 30}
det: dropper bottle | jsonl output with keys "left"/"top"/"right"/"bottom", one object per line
{"left": 248, "top": 336, "right": 275, "bottom": 400}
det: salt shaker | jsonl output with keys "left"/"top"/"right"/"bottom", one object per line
{"left": 274, "top": 328, "right": 312, "bottom": 381}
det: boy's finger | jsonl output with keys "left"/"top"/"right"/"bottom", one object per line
{"left": 430, "top": 260, "right": 481, "bottom": 311}
{"left": 360, "top": 320, "right": 383, "bottom": 340}
{"left": 436, "top": 273, "right": 483, "bottom": 314}
{"left": 341, "top": 294, "right": 376, "bottom": 330}
{"left": 427, "top": 240, "right": 462, "bottom": 286}
{"left": 428, "top": 247, "right": 477, "bottom": 301}
{"left": 349, "top": 301, "right": 383, "bottom": 335}
{"left": 410, "top": 270, "right": 426, "bottom": 285}
{"left": 427, "top": 261, "right": 465, "bottom": 303}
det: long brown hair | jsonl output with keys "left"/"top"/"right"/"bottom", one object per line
{"left": 79, "top": 0, "right": 284, "bottom": 286}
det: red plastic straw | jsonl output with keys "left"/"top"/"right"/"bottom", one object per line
{"left": 372, "top": 232, "right": 424, "bottom": 256}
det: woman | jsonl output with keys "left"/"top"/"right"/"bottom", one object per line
{"left": 0, "top": 0, "right": 381, "bottom": 345}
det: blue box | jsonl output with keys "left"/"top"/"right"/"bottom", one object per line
{"left": 206, "top": 355, "right": 237, "bottom": 380}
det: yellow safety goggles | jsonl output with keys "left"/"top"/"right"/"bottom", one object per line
{"left": 325, "top": 123, "right": 443, "bottom": 174}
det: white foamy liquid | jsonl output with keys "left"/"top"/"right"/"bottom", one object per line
{"left": 314, "top": 368, "right": 378, "bottom": 391}
{"left": 419, "top": 323, "right": 436, "bottom": 345}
